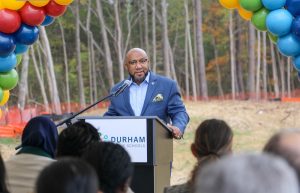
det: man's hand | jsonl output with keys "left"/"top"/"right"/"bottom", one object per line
{"left": 167, "top": 124, "right": 182, "bottom": 139}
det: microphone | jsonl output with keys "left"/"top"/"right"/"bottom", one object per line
{"left": 113, "top": 80, "right": 132, "bottom": 96}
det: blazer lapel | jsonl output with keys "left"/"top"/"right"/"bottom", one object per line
{"left": 123, "top": 84, "right": 135, "bottom": 116}
{"left": 141, "top": 73, "right": 157, "bottom": 115}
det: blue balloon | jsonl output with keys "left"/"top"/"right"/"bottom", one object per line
{"left": 266, "top": 9, "right": 293, "bottom": 37}
{"left": 14, "top": 24, "right": 39, "bottom": 45}
{"left": 292, "top": 16, "right": 300, "bottom": 39}
{"left": 286, "top": 0, "right": 300, "bottom": 17}
{"left": 0, "top": 32, "right": 16, "bottom": 57}
{"left": 14, "top": 43, "right": 28, "bottom": 54}
{"left": 41, "top": 15, "right": 55, "bottom": 26}
{"left": 0, "top": 53, "right": 17, "bottom": 73}
{"left": 262, "top": 0, "right": 286, "bottom": 10}
{"left": 277, "top": 34, "right": 300, "bottom": 56}
{"left": 293, "top": 55, "right": 300, "bottom": 71}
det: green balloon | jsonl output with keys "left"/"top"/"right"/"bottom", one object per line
{"left": 268, "top": 32, "right": 278, "bottom": 44}
{"left": 0, "top": 88, "right": 3, "bottom": 102}
{"left": 251, "top": 8, "right": 270, "bottom": 31}
{"left": 0, "top": 69, "right": 19, "bottom": 90}
{"left": 16, "top": 54, "right": 22, "bottom": 66}
{"left": 239, "top": 0, "right": 263, "bottom": 12}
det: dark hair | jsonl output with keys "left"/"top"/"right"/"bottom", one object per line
{"left": 56, "top": 121, "right": 100, "bottom": 158}
{"left": 82, "top": 142, "right": 134, "bottom": 193}
{"left": 190, "top": 119, "right": 233, "bottom": 183}
{"left": 0, "top": 154, "right": 9, "bottom": 193}
{"left": 36, "top": 158, "right": 98, "bottom": 193}
{"left": 21, "top": 116, "right": 58, "bottom": 158}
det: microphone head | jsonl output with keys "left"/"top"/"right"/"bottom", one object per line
{"left": 124, "top": 80, "right": 132, "bottom": 86}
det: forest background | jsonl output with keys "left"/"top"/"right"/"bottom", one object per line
{"left": 4, "top": 0, "right": 299, "bottom": 114}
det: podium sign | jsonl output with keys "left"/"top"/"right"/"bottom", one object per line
{"left": 79, "top": 116, "right": 173, "bottom": 193}
{"left": 85, "top": 118, "right": 148, "bottom": 163}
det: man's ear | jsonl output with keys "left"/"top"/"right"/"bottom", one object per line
{"left": 191, "top": 143, "right": 198, "bottom": 158}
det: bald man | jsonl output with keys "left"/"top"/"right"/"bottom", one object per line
{"left": 104, "top": 48, "right": 189, "bottom": 139}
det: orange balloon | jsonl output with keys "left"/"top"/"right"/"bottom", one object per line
{"left": 0, "top": 90, "right": 9, "bottom": 106}
{"left": 29, "top": 0, "right": 50, "bottom": 7}
{"left": 0, "top": 0, "right": 25, "bottom": 10}
{"left": 238, "top": 6, "right": 253, "bottom": 20}
{"left": 54, "top": 0, "right": 74, "bottom": 6}
{"left": 219, "top": 0, "right": 239, "bottom": 9}
{"left": 0, "top": 1, "right": 3, "bottom": 9}
{"left": 0, "top": 109, "right": 2, "bottom": 119}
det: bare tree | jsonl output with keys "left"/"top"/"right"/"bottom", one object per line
{"left": 270, "top": 42, "right": 280, "bottom": 98}
{"left": 161, "top": 0, "right": 170, "bottom": 77}
{"left": 17, "top": 51, "right": 29, "bottom": 110}
{"left": 229, "top": 11, "right": 236, "bottom": 100}
{"left": 152, "top": 0, "right": 157, "bottom": 72}
{"left": 194, "top": 0, "right": 208, "bottom": 99}
{"left": 114, "top": 0, "right": 124, "bottom": 81}
{"left": 248, "top": 24, "right": 256, "bottom": 99}
{"left": 262, "top": 32, "right": 268, "bottom": 99}
{"left": 256, "top": 31, "right": 261, "bottom": 100}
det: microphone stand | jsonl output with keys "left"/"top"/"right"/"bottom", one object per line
{"left": 56, "top": 92, "right": 114, "bottom": 127}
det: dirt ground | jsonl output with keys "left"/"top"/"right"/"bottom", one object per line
{"left": 1, "top": 100, "right": 300, "bottom": 185}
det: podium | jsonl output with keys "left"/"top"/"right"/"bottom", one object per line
{"left": 78, "top": 116, "right": 173, "bottom": 193}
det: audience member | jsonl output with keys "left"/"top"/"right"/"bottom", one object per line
{"left": 164, "top": 119, "right": 233, "bottom": 193}
{"left": 0, "top": 153, "right": 9, "bottom": 193}
{"left": 194, "top": 153, "right": 299, "bottom": 193}
{"left": 263, "top": 128, "right": 300, "bottom": 183}
{"left": 36, "top": 158, "right": 99, "bottom": 193}
{"left": 56, "top": 121, "right": 100, "bottom": 158}
{"left": 5, "top": 116, "right": 58, "bottom": 193}
{"left": 82, "top": 142, "right": 134, "bottom": 193}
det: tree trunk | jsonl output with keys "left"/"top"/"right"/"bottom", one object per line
{"left": 39, "top": 27, "right": 61, "bottom": 114}
{"left": 256, "top": 31, "right": 261, "bottom": 100}
{"left": 212, "top": 36, "right": 224, "bottom": 99}
{"left": 144, "top": 0, "right": 149, "bottom": 52}
{"left": 194, "top": 0, "right": 208, "bottom": 100}
{"left": 229, "top": 11, "right": 236, "bottom": 100}
{"left": 248, "top": 24, "right": 256, "bottom": 99}
{"left": 152, "top": 0, "right": 157, "bottom": 72}
{"left": 31, "top": 46, "right": 49, "bottom": 112}
{"left": 262, "top": 32, "right": 268, "bottom": 100}
{"left": 161, "top": 0, "right": 170, "bottom": 77}
{"left": 270, "top": 42, "right": 280, "bottom": 98}
{"left": 17, "top": 51, "right": 29, "bottom": 110}
{"left": 114, "top": 0, "right": 124, "bottom": 81}
{"left": 96, "top": 0, "right": 114, "bottom": 88}
{"left": 287, "top": 57, "right": 291, "bottom": 97}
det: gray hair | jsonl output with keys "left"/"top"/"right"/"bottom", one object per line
{"left": 194, "top": 153, "right": 299, "bottom": 193}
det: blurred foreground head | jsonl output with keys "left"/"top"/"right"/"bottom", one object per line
{"left": 36, "top": 158, "right": 98, "bottom": 193}
{"left": 21, "top": 116, "right": 58, "bottom": 158}
{"left": 194, "top": 153, "right": 299, "bottom": 193}
{"left": 82, "top": 142, "right": 134, "bottom": 193}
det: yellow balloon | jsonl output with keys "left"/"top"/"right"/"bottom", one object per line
{"left": 54, "top": 0, "right": 74, "bottom": 6}
{"left": 0, "top": 109, "right": 2, "bottom": 119}
{"left": 29, "top": 0, "right": 50, "bottom": 7}
{"left": 0, "top": 90, "right": 9, "bottom": 106}
{"left": 219, "top": 0, "right": 239, "bottom": 9}
{"left": 1, "top": 0, "right": 25, "bottom": 10}
{"left": 238, "top": 6, "right": 253, "bottom": 20}
{"left": 0, "top": 1, "right": 4, "bottom": 10}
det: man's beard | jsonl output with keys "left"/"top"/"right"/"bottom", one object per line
{"left": 130, "top": 71, "right": 149, "bottom": 84}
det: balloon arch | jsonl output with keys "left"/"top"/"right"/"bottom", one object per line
{"left": 0, "top": 0, "right": 73, "bottom": 117}
{"left": 219, "top": 0, "right": 300, "bottom": 76}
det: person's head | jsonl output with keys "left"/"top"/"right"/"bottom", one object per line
{"left": 124, "top": 48, "right": 150, "bottom": 85}
{"left": 36, "top": 158, "right": 98, "bottom": 193}
{"left": 0, "top": 154, "right": 9, "bottom": 193}
{"left": 82, "top": 142, "right": 134, "bottom": 193}
{"left": 194, "top": 153, "right": 299, "bottom": 193}
{"left": 21, "top": 116, "right": 58, "bottom": 158}
{"left": 56, "top": 121, "right": 100, "bottom": 158}
{"left": 263, "top": 129, "right": 300, "bottom": 183}
{"left": 191, "top": 119, "right": 233, "bottom": 165}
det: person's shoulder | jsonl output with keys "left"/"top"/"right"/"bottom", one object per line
{"left": 151, "top": 72, "right": 176, "bottom": 84}
{"left": 164, "top": 182, "right": 190, "bottom": 193}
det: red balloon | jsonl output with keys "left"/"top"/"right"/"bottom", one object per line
{"left": 19, "top": 3, "right": 46, "bottom": 26}
{"left": 0, "top": 9, "right": 21, "bottom": 34}
{"left": 45, "top": 0, "right": 67, "bottom": 17}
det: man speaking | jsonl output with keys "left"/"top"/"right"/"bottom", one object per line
{"left": 104, "top": 48, "right": 189, "bottom": 139}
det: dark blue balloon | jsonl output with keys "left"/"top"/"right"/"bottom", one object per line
{"left": 0, "top": 32, "right": 16, "bottom": 57}
{"left": 14, "top": 43, "right": 28, "bottom": 54}
{"left": 286, "top": 0, "right": 300, "bottom": 17}
{"left": 41, "top": 15, "right": 55, "bottom": 26}
{"left": 292, "top": 16, "right": 300, "bottom": 38}
{"left": 0, "top": 53, "right": 17, "bottom": 73}
{"left": 277, "top": 33, "right": 300, "bottom": 56}
{"left": 14, "top": 24, "right": 39, "bottom": 45}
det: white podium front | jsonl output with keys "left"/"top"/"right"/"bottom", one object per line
{"left": 78, "top": 116, "right": 173, "bottom": 193}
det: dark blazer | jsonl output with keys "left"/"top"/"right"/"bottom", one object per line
{"left": 104, "top": 72, "right": 189, "bottom": 133}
